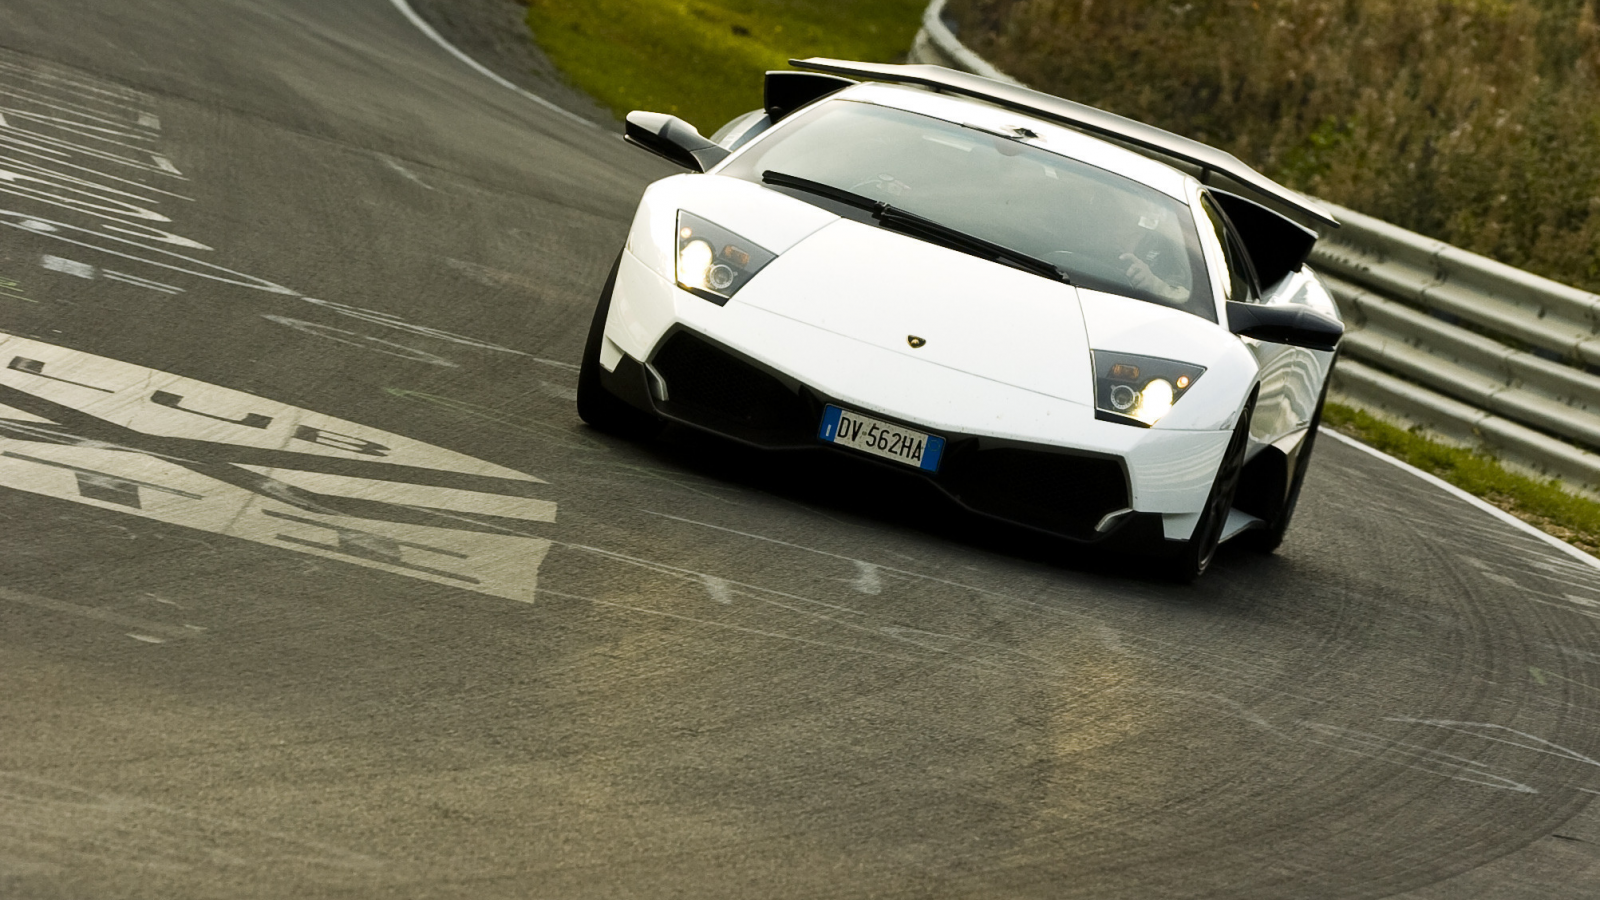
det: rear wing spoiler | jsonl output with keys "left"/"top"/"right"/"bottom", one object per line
{"left": 789, "top": 58, "right": 1338, "bottom": 233}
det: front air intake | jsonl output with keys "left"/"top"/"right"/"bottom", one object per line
{"left": 944, "top": 449, "right": 1128, "bottom": 539}
{"left": 650, "top": 331, "right": 814, "bottom": 444}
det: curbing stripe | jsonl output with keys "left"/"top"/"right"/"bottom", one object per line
{"left": 387, "top": 0, "right": 598, "bottom": 129}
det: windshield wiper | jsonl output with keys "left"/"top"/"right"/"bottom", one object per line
{"left": 761, "top": 170, "right": 881, "bottom": 213}
{"left": 874, "top": 205, "right": 1069, "bottom": 285}
{"left": 761, "top": 170, "right": 1070, "bottom": 285}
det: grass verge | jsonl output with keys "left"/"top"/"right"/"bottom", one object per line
{"left": 524, "top": 0, "right": 926, "bottom": 133}
{"left": 1325, "top": 402, "right": 1600, "bottom": 558}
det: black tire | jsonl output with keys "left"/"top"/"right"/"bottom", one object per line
{"left": 1160, "top": 397, "right": 1254, "bottom": 583}
{"left": 576, "top": 252, "right": 664, "bottom": 440}
{"left": 1240, "top": 380, "right": 1330, "bottom": 554}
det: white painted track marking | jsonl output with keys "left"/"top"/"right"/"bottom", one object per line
{"left": 0, "top": 85, "right": 149, "bottom": 130}
{"left": 101, "top": 270, "right": 182, "bottom": 293}
{"left": 1325, "top": 430, "right": 1600, "bottom": 572}
{"left": 380, "top": 154, "right": 433, "bottom": 190}
{"left": 0, "top": 146, "right": 194, "bottom": 201}
{"left": 0, "top": 332, "right": 558, "bottom": 602}
{"left": 386, "top": 0, "right": 598, "bottom": 129}
{"left": 0, "top": 585, "right": 204, "bottom": 640}
{"left": 2, "top": 211, "right": 293, "bottom": 293}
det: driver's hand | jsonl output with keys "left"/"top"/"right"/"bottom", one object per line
{"left": 1120, "top": 253, "right": 1161, "bottom": 290}
{"left": 1120, "top": 253, "right": 1190, "bottom": 303}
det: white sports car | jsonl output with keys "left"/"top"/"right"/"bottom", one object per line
{"left": 579, "top": 59, "right": 1344, "bottom": 580}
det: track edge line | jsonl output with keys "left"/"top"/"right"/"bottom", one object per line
{"left": 386, "top": 0, "right": 598, "bottom": 129}
{"left": 1325, "top": 429, "right": 1600, "bottom": 571}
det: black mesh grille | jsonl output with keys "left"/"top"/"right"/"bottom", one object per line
{"left": 650, "top": 331, "right": 1128, "bottom": 539}
{"left": 652, "top": 332, "right": 812, "bottom": 441}
{"left": 945, "top": 449, "right": 1127, "bottom": 538}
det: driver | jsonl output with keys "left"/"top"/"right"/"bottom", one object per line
{"left": 1116, "top": 204, "right": 1193, "bottom": 305}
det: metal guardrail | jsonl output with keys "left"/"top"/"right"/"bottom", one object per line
{"left": 1310, "top": 206, "right": 1600, "bottom": 490}
{"left": 910, "top": 0, "right": 1600, "bottom": 493}
{"left": 909, "top": 0, "right": 1019, "bottom": 85}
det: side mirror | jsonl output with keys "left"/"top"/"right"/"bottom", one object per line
{"left": 624, "top": 111, "right": 730, "bottom": 172}
{"left": 1227, "top": 301, "right": 1343, "bottom": 352}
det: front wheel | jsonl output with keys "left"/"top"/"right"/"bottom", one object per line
{"left": 576, "top": 252, "right": 663, "bottom": 440}
{"left": 1240, "top": 381, "right": 1330, "bottom": 554}
{"left": 1160, "top": 397, "right": 1254, "bottom": 583}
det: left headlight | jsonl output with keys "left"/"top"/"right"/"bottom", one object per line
{"left": 1092, "top": 350, "right": 1206, "bottom": 427}
{"left": 675, "top": 211, "right": 777, "bottom": 304}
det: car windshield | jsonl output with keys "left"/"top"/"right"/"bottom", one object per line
{"left": 720, "top": 100, "right": 1215, "bottom": 320}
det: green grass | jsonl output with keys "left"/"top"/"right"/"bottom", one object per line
{"left": 1325, "top": 403, "right": 1600, "bottom": 557}
{"left": 525, "top": 0, "right": 927, "bottom": 134}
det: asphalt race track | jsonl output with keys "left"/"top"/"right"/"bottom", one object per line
{"left": 2, "top": 2, "right": 1600, "bottom": 897}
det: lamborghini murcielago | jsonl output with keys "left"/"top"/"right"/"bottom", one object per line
{"left": 578, "top": 59, "right": 1344, "bottom": 580}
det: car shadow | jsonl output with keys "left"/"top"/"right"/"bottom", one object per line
{"left": 625, "top": 422, "right": 1223, "bottom": 587}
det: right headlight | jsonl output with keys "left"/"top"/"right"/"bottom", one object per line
{"left": 675, "top": 211, "right": 777, "bottom": 304}
{"left": 1092, "top": 351, "right": 1206, "bottom": 427}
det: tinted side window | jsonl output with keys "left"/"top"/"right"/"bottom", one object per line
{"left": 709, "top": 109, "right": 771, "bottom": 152}
{"left": 1202, "top": 196, "right": 1260, "bottom": 303}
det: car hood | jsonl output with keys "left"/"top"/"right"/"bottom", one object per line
{"left": 730, "top": 219, "right": 1094, "bottom": 407}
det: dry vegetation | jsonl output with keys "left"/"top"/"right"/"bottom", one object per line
{"left": 948, "top": 0, "right": 1600, "bottom": 292}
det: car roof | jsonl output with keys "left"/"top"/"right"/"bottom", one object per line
{"left": 822, "top": 82, "right": 1197, "bottom": 203}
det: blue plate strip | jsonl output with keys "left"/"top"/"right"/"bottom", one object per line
{"left": 920, "top": 435, "right": 946, "bottom": 472}
{"left": 818, "top": 405, "right": 843, "bottom": 441}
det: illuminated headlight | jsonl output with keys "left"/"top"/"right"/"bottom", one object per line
{"left": 1092, "top": 351, "right": 1206, "bottom": 427}
{"left": 675, "top": 211, "right": 776, "bottom": 304}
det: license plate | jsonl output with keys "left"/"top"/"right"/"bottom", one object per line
{"left": 818, "top": 405, "right": 945, "bottom": 472}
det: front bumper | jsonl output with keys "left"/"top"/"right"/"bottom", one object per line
{"left": 603, "top": 328, "right": 1140, "bottom": 542}
{"left": 603, "top": 250, "right": 1233, "bottom": 541}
